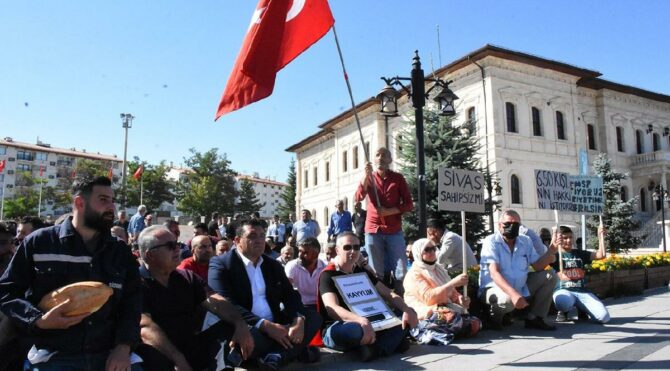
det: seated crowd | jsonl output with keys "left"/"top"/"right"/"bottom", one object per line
{"left": 0, "top": 177, "right": 611, "bottom": 370}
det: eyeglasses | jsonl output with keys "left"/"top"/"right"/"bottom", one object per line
{"left": 342, "top": 244, "right": 361, "bottom": 251}
{"left": 423, "top": 246, "right": 437, "bottom": 253}
{"left": 149, "top": 241, "right": 179, "bottom": 251}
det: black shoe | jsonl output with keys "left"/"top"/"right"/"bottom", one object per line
{"left": 298, "top": 346, "right": 321, "bottom": 363}
{"left": 259, "top": 353, "right": 283, "bottom": 371}
{"left": 555, "top": 312, "right": 567, "bottom": 322}
{"left": 396, "top": 337, "right": 411, "bottom": 353}
{"left": 358, "top": 345, "right": 378, "bottom": 362}
{"left": 483, "top": 317, "right": 503, "bottom": 331}
{"left": 525, "top": 317, "right": 556, "bottom": 331}
{"left": 502, "top": 313, "right": 513, "bottom": 326}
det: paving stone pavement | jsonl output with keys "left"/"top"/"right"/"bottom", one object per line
{"left": 272, "top": 287, "right": 670, "bottom": 371}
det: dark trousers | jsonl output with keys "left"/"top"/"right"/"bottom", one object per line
{"left": 135, "top": 321, "right": 234, "bottom": 371}
{"left": 249, "top": 309, "right": 322, "bottom": 361}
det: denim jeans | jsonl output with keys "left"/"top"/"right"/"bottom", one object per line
{"left": 26, "top": 351, "right": 144, "bottom": 371}
{"left": 364, "top": 231, "right": 407, "bottom": 294}
{"left": 322, "top": 321, "right": 404, "bottom": 356}
{"left": 553, "top": 289, "right": 610, "bottom": 323}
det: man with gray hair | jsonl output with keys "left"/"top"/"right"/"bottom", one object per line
{"left": 128, "top": 205, "right": 147, "bottom": 243}
{"left": 478, "top": 209, "right": 559, "bottom": 331}
{"left": 136, "top": 225, "right": 253, "bottom": 369}
{"left": 327, "top": 200, "right": 352, "bottom": 242}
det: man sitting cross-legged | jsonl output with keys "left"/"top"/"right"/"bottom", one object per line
{"left": 318, "top": 231, "right": 418, "bottom": 362}
{"left": 135, "top": 225, "right": 254, "bottom": 370}
{"left": 208, "top": 218, "right": 321, "bottom": 370}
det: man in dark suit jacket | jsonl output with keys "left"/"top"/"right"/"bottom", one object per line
{"left": 209, "top": 219, "right": 321, "bottom": 370}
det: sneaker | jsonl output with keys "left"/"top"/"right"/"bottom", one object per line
{"left": 358, "top": 345, "right": 378, "bottom": 362}
{"left": 259, "top": 353, "right": 283, "bottom": 371}
{"left": 524, "top": 317, "right": 556, "bottom": 331}
{"left": 502, "top": 313, "right": 513, "bottom": 326}
{"left": 483, "top": 317, "right": 504, "bottom": 331}
{"left": 555, "top": 311, "right": 567, "bottom": 322}
{"left": 568, "top": 308, "right": 579, "bottom": 321}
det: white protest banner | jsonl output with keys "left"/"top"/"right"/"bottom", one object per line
{"left": 438, "top": 167, "right": 485, "bottom": 213}
{"left": 331, "top": 273, "right": 401, "bottom": 331}
{"left": 535, "top": 170, "right": 571, "bottom": 211}
{"left": 569, "top": 175, "right": 604, "bottom": 215}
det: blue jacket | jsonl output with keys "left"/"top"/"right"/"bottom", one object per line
{"left": 208, "top": 248, "right": 305, "bottom": 326}
{"left": 0, "top": 217, "right": 142, "bottom": 354}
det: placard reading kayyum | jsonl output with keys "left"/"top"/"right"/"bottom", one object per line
{"left": 535, "top": 170, "right": 571, "bottom": 211}
{"left": 438, "top": 167, "right": 485, "bottom": 213}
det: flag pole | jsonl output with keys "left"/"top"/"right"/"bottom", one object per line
{"left": 0, "top": 178, "right": 5, "bottom": 220}
{"left": 140, "top": 177, "right": 144, "bottom": 206}
{"left": 38, "top": 179, "right": 43, "bottom": 217}
{"left": 331, "top": 25, "right": 384, "bottom": 215}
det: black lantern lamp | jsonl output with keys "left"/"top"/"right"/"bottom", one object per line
{"left": 376, "top": 83, "right": 399, "bottom": 117}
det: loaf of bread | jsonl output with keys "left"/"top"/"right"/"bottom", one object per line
{"left": 38, "top": 281, "right": 113, "bottom": 316}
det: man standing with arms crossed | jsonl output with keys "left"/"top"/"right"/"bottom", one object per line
{"left": 355, "top": 147, "right": 413, "bottom": 294}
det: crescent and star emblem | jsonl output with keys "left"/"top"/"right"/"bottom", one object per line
{"left": 249, "top": 0, "right": 306, "bottom": 30}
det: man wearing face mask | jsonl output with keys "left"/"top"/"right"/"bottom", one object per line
{"left": 478, "top": 209, "right": 559, "bottom": 331}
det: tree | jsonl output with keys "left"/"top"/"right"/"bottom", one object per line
{"left": 397, "top": 108, "right": 492, "bottom": 245}
{"left": 126, "top": 161, "right": 175, "bottom": 212}
{"left": 176, "top": 148, "right": 238, "bottom": 219}
{"left": 75, "top": 159, "right": 110, "bottom": 178}
{"left": 586, "top": 154, "right": 641, "bottom": 253}
{"left": 236, "top": 179, "right": 266, "bottom": 216}
{"left": 276, "top": 158, "right": 297, "bottom": 219}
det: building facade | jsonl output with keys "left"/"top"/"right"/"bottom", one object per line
{"left": 235, "top": 174, "right": 288, "bottom": 219}
{"left": 287, "top": 45, "right": 670, "bottom": 246}
{"left": 0, "top": 137, "right": 123, "bottom": 217}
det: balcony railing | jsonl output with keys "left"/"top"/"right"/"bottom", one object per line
{"left": 630, "top": 150, "right": 670, "bottom": 167}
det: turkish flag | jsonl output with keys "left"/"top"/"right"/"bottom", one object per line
{"left": 0, "top": 160, "right": 5, "bottom": 173}
{"left": 215, "top": 0, "right": 334, "bottom": 119}
{"left": 39, "top": 165, "right": 45, "bottom": 177}
{"left": 133, "top": 165, "right": 144, "bottom": 180}
{"left": 108, "top": 168, "right": 113, "bottom": 180}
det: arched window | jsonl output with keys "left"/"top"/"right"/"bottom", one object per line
{"left": 313, "top": 166, "right": 318, "bottom": 186}
{"left": 532, "top": 107, "right": 542, "bottom": 136}
{"left": 511, "top": 174, "right": 521, "bottom": 204}
{"left": 467, "top": 107, "right": 477, "bottom": 136}
{"left": 325, "top": 161, "right": 330, "bottom": 182}
{"left": 303, "top": 170, "right": 308, "bottom": 188}
{"left": 353, "top": 146, "right": 359, "bottom": 169}
{"left": 636, "top": 130, "right": 643, "bottom": 154}
{"left": 324, "top": 207, "right": 329, "bottom": 226}
{"left": 620, "top": 186, "right": 627, "bottom": 202}
{"left": 343, "top": 196, "right": 349, "bottom": 211}
{"left": 653, "top": 133, "right": 661, "bottom": 151}
{"left": 342, "top": 150, "right": 348, "bottom": 172}
{"left": 616, "top": 126, "right": 625, "bottom": 152}
{"left": 556, "top": 111, "right": 566, "bottom": 140}
{"left": 505, "top": 102, "right": 517, "bottom": 133}
{"left": 587, "top": 124, "right": 596, "bottom": 150}
{"left": 312, "top": 209, "right": 317, "bottom": 223}
{"left": 640, "top": 189, "right": 647, "bottom": 212}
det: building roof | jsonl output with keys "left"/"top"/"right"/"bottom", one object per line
{"left": 236, "top": 174, "right": 288, "bottom": 187}
{"left": 0, "top": 137, "right": 121, "bottom": 162}
{"left": 286, "top": 44, "right": 670, "bottom": 153}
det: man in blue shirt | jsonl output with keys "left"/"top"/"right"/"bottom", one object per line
{"left": 478, "top": 209, "right": 558, "bottom": 331}
{"left": 291, "top": 210, "right": 320, "bottom": 244}
{"left": 128, "top": 205, "right": 147, "bottom": 243}
{"left": 327, "top": 200, "right": 352, "bottom": 242}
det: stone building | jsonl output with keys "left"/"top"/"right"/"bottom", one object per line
{"left": 286, "top": 45, "right": 670, "bottom": 246}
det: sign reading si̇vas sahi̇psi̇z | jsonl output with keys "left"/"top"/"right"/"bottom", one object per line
{"left": 438, "top": 167, "right": 485, "bottom": 213}
{"left": 535, "top": 170, "right": 603, "bottom": 215}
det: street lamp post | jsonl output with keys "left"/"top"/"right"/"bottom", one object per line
{"left": 120, "top": 113, "right": 134, "bottom": 208}
{"left": 377, "top": 51, "right": 458, "bottom": 236}
{"left": 653, "top": 185, "right": 668, "bottom": 253}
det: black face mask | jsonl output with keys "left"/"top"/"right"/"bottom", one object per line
{"left": 502, "top": 223, "right": 520, "bottom": 240}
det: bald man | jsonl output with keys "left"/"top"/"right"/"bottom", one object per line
{"left": 177, "top": 235, "right": 214, "bottom": 282}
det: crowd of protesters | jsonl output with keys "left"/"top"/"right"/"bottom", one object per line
{"left": 0, "top": 149, "right": 612, "bottom": 370}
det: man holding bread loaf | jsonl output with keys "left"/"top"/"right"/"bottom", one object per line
{"left": 0, "top": 176, "right": 143, "bottom": 370}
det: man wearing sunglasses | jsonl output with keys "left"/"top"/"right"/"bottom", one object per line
{"left": 0, "top": 176, "right": 143, "bottom": 370}
{"left": 135, "top": 225, "right": 253, "bottom": 370}
{"left": 478, "top": 209, "right": 559, "bottom": 331}
{"left": 318, "top": 232, "right": 418, "bottom": 362}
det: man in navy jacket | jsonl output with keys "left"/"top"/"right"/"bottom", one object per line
{"left": 0, "top": 176, "right": 142, "bottom": 370}
{"left": 209, "top": 218, "right": 321, "bottom": 369}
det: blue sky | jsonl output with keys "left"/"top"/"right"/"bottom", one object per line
{"left": 1, "top": 1, "right": 668, "bottom": 181}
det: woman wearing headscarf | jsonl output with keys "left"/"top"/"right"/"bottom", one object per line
{"left": 403, "top": 238, "right": 481, "bottom": 345}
